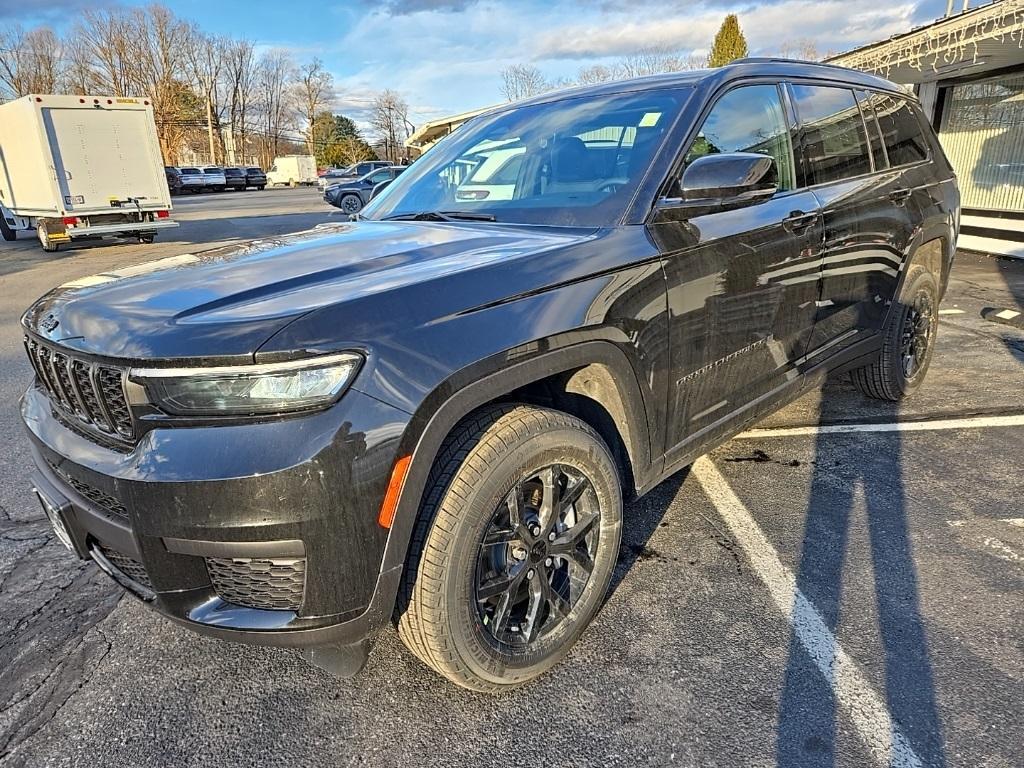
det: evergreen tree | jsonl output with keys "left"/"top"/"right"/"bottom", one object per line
{"left": 707, "top": 14, "right": 748, "bottom": 67}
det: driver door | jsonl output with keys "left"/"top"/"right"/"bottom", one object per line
{"left": 652, "top": 82, "right": 824, "bottom": 462}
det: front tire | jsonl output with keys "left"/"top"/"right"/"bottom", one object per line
{"left": 396, "top": 404, "right": 622, "bottom": 692}
{"left": 339, "top": 194, "right": 363, "bottom": 214}
{"left": 852, "top": 265, "right": 939, "bottom": 401}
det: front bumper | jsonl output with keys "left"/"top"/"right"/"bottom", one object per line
{"left": 22, "top": 384, "right": 410, "bottom": 648}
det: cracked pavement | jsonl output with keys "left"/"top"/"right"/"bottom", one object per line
{"left": 1, "top": 190, "right": 1021, "bottom": 767}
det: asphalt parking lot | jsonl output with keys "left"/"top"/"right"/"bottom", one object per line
{"left": 1, "top": 190, "right": 1021, "bottom": 767}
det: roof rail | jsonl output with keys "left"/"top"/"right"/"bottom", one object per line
{"left": 732, "top": 57, "right": 854, "bottom": 72}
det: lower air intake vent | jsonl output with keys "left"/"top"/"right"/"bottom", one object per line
{"left": 205, "top": 557, "right": 306, "bottom": 611}
{"left": 97, "top": 544, "right": 152, "bottom": 589}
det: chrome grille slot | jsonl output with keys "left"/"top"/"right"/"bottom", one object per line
{"left": 24, "top": 337, "right": 135, "bottom": 441}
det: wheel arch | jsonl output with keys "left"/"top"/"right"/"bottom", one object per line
{"left": 376, "top": 340, "right": 654, "bottom": 588}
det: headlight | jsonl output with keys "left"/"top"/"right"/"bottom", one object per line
{"left": 129, "top": 352, "right": 361, "bottom": 416}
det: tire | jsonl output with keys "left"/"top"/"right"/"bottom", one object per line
{"left": 340, "top": 194, "right": 363, "bottom": 214}
{"left": 852, "top": 265, "right": 939, "bottom": 401}
{"left": 396, "top": 404, "right": 622, "bottom": 692}
{"left": 37, "top": 222, "right": 59, "bottom": 252}
{"left": 257, "top": 186, "right": 265, "bottom": 191}
{"left": 0, "top": 215, "right": 14, "bottom": 242}
{"left": 138, "top": 233, "right": 155, "bottom": 244}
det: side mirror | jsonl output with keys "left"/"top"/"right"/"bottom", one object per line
{"left": 661, "top": 152, "right": 778, "bottom": 218}
{"left": 370, "top": 179, "right": 393, "bottom": 201}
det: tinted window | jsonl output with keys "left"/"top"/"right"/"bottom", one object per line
{"left": 684, "top": 84, "right": 794, "bottom": 191}
{"left": 872, "top": 93, "right": 929, "bottom": 166}
{"left": 791, "top": 85, "right": 872, "bottom": 184}
{"left": 367, "top": 169, "right": 391, "bottom": 184}
{"left": 181, "top": 167, "right": 200, "bottom": 174}
{"left": 855, "top": 90, "right": 889, "bottom": 170}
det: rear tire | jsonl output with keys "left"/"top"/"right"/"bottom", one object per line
{"left": 396, "top": 404, "right": 622, "bottom": 692}
{"left": 138, "top": 233, "right": 156, "bottom": 244}
{"left": 851, "top": 265, "right": 938, "bottom": 401}
{"left": 37, "top": 222, "right": 59, "bottom": 252}
{"left": 0, "top": 215, "right": 14, "bottom": 242}
{"left": 257, "top": 186, "right": 265, "bottom": 191}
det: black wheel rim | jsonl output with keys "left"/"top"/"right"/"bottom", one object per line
{"left": 474, "top": 464, "right": 600, "bottom": 648}
{"left": 901, "top": 292, "right": 934, "bottom": 380}
{"left": 342, "top": 196, "right": 360, "bottom": 213}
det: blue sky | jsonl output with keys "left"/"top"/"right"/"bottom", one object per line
{"left": 5, "top": 0, "right": 953, "bottom": 127}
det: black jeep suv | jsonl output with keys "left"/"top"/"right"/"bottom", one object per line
{"left": 21, "top": 60, "right": 958, "bottom": 692}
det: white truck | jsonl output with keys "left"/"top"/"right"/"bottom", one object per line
{"left": 0, "top": 94, "right": 178, "bottom": 251}
{"left": 266, "top": 154, "right": 317, "bottom": 187}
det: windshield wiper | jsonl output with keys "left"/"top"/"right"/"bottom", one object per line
{"left": 382, "top": 210, "right": 497, "bottom": 222}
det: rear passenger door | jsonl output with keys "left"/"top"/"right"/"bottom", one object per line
{"left": 655, "top": 83, "right": 824, "bottom": 459}
{"left": 792, "top": 84, "right": 919, "bottom": 358}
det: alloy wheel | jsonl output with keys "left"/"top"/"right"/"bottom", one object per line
{"left": 474, "top": 463, "right": 600, "bottom": 647}
{"left": 901, "top": 292, "right": 934, "bottom": 380}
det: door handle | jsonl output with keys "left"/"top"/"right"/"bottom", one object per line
{"left": 783, "top": 211, "right": 819, "bottom": 232}
{"left": 889, "top": 187, "right": 912, "bottom": 204}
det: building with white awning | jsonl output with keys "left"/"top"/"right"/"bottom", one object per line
{"left": 829, "top": 0, "right": 1024, "bottom": 258}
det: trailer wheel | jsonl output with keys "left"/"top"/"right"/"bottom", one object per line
{"left": 0, "top": 216, "right": 15, "bottom": 242}
{"left": 37, "top": 223, "right": 59, "bottom": 252}
{"left": 138, "top": 233, "right": 156, "bottom": 244}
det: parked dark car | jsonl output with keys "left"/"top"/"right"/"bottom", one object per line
{"left": 20, "top": 60, "right": 958, "bottom": 692}
{"left": 223, "top": 166, "right": 248, "bottom": 191}
{"left": 324, "top": 166, "right": 406, "bottom": 213}
{"left": 164, "top": 166, "right": 182, "bottom": 195}
{"left": 244, "top": 166, "right": 267, "bottom": 190}
{"left": 318, "top": 161, "right": 391, "bottom": 190}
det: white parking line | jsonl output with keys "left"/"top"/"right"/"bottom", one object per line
{"left": 938, "top": 308, "right": 965, "bottom": 315}
{"left": 691, "top": 456, "right": 925, "bottom": 768}
{"left": 737, "top": 413, "right": 1024, "bottom": 439}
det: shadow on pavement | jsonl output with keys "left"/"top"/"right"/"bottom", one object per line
{"left": 777, "top": 395, "right": 946, "bottom": 764}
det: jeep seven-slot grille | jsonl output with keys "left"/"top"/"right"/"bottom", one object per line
{"left": 24, "top": 337, "right": 134, "bottom": 440}
{"left": 206, "top": 557, "right": 306, "bottom": 611}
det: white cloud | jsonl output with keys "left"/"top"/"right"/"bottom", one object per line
{"left": 533, "top": 1, "right": 921, "bottom": 60}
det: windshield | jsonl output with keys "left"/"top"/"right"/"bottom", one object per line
{"left": 362, "top": 88, "right": 688, "bottom": 227}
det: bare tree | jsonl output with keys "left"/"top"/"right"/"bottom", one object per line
{"left": 295, "top": 57, "right": 335, "bottom": 155}
{"left": 223, "top": 39, "right": 258, "bottom": 164}
{"left": 574, "top": 64, "right": 616, "bottom": 86}
{"left": 0, "top": 26, "right": 64, "bottom": 99}
{"left": 67, "top": 6, "right": 193, "bottom": 161}
{"left": 618, "top": 49, "right": 703, "bottom": 78}
{"left": 370, "top": 89, "right": 410, "bottom": 162}
{"left": 500, "top": 64, "right": 549, "bottom": 101}
{"left": 256, "top": 49, "right": 297, "bottom": 168}
{"left": 184, "top": 25, "right": 227, "bottom": 163}
{"left": 777, "top": 39, "right": 820, "bottom": 62}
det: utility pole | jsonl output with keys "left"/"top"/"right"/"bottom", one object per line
{"left": 205, "top": 94, "right": 216, "bottom": 164}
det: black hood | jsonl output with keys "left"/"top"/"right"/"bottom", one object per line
{"left": 22, "top": 221, "right": 588, "bottom": 362}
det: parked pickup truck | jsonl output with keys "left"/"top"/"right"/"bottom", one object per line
{"left": 0, "top": 94, "right": 178, "bottom": 250}
{"left": 20, "top": 60, "right": 958, "bottom": 692}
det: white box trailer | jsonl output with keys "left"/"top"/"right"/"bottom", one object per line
{"left": 266, "top": 155, "right": 317, "bottom": 186}
{"left": 0, "top": 94, "right": 178, "bottom": 251}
